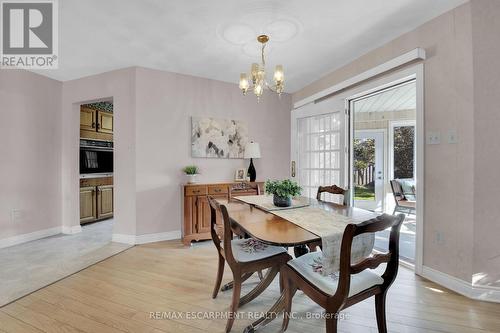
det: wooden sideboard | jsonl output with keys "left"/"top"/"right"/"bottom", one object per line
{"left": 182, "top": 181, "right": 264, "bottom": 245}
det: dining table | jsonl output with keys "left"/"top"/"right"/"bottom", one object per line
{"left": 216, "top": 195, "right": 379, "bottom": 333}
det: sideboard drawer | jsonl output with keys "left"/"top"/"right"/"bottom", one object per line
{"left": 208, "top": 185, "right": 228, "bottom": 195}
{"left": 185, "top": 186, "right": 207, "bottom": 196}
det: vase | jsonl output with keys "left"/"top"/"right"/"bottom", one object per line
{"left": 273, "top": 194, "right": 291, "bottom": 207}
{"left": 186, "top": 174, "right": 197, "bottom": 184}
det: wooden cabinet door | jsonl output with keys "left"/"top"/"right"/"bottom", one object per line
{"left": 97, "top": 185, "right": 114, "bottom": 219}
{"left": 196, "top": 195, "right": 227, "bottom": 233}
{"left": 98, "top": 112, "right": 113, "bottom": 134}
{"left": 80, "top": 107, "right": 96, "bottom": 132}
{"left": 80, "top": 186, "right": 97, "bottom": 224}
{"left": 196, "top": 196, "right": 211, "bottom": 234}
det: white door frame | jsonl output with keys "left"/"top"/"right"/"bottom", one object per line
{"left": 291, "top": 63, "right": 424, "bottom": 275}
{"left": 353, "top": 129, "right": 387, "bottom": 212}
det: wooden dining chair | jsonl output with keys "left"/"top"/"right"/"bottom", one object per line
{"left": 207, "top": 196, "right": 291, "bottom": 333}
{"left": 316, "top": 185, "right": 348, "bottom": 206}
{"left": 281, "top": 213, "right": 405, "bottom": 333}
{"left": 305, "top": 184, "right": 349, "bottom": 253}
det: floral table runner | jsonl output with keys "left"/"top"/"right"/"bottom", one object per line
{"left": 234, "top": 195, "right": 375, "bottom": 276}
{"left": 234, "top": 195, "right": 310, "bottom": 211}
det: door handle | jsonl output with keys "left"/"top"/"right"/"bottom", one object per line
{"left": 91, "top": 122, "right": 96, "bottom": 128}
{"left": 291, "top": 161, "right": 296, "bottom": 177}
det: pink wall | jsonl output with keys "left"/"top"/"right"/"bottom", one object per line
{"left": 135, "top": 67, "right": 292, "bottom": 235}
{"left": 60, "top": 67, "right": 291, "bottom": 238}
{"left": 61, "top": 68, "right": 137, "bottom": 236}
{"left": 0, "top": 70, "right": 62, "bottom": 239}
{"left": 471, "top": 0, "right": 500, "bottom": 288}
{"left": 293, "top": 3, "right": 476, "bottom": 281}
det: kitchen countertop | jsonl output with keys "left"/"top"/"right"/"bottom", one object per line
{"left": 80, "top": 173, "right": 113, "bottom": 179}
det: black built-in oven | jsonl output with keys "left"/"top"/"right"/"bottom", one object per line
{"left": 80, "top": 139, "right": 113, "bottom": 174}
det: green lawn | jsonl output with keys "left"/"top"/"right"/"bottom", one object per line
{"left": 354, "top": 186, "right": 375, "bottom": 200}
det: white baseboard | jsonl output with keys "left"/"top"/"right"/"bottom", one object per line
{"left": 111, "top": 233, "right": 137, "bottom": 245}
{"left": 62, "top": 225, "right": 82, "bottom": 234}
{"left": 112, "top": 230, "right": 181, "bottom": 245}
{"left": 0, "top": 227, "right": 62, "bottom": 249}
{"left": 422, "top": 266, "right": 500, "bottom": 303}
{"left": 135, "top": 230, "right": 181, "bottom": 244}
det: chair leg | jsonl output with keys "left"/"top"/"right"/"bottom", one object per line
{"left": 392, "top": 207, "right": 397, "bottom": 215}
{"left": 226, "top": 275, "right": 242, "bottom": 333}
{"left": 213, "top": 254, "right": 225, "bottom": 299}
{"left": 375, "top": 292, "right": 388, "bottom": 333}
{"left": 325, "top": 314, "right": 338, "bottom": 333}
{"left": 281, "top": 270, "right": 298, "bottom": 332}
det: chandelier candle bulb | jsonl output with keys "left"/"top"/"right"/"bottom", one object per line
{"left": 274, "top": 65, "right": 284, "bottom": 83}
{"left": 239, "top": 73, "right": 249, "bottom": 94}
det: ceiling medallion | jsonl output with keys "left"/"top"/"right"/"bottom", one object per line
{"left": 238, "top": 35, "right": 284, "bottom": 101}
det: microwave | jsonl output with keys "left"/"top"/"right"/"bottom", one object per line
{"left": 80, "top": 139, "right": 113, "bottom": 174}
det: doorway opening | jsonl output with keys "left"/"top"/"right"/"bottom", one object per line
{"left": 349, "top": 79, "right": 417, "bottom": 263}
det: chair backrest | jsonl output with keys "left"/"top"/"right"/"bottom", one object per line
{"left": 316, "top": 185, "right": 348, "bottom": 205}
{"left": 207, "top": 196, "right": 237, "bottom": 264}
{"left": 335, "top": 213, "right": 405, "bottom": 301}
{"left": 229, "top": 182, "right": 261, "bottom": 201}
{"left": 390, "top": 180, "right": 405, "bottom": 203}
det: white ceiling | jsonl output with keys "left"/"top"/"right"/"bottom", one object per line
{"left": 35, "top": 0, "right": 467, "bottom": 92}
{"left": 354, "top": 81, "right": 416, "bottom": 113}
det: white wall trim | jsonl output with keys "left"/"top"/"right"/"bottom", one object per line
{"left": 0, "top": 227, "right": 61, "bottom": 249}
{"left": 293, "top": 48, "right": 426, "bottom": 109}
{"left": 111, "top": 233, "right": 137, "bottom": 245}
{"left": 135, "top": 230, "right": 182, "bottom": 245}
{"left": 62, "top": 225, "right": 82, "bottom": 234}
{"left": 112, "top": 230, "right": 181, "bottom": 245}
{"left": 422, "top": 266, "right": 500, "bottom": 303}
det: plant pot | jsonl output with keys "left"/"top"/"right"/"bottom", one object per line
{"left": 186, "top": 174, "right": 197, "bottom": 184}
{"left": 273, "top": 194, "right": 291, "bottom": 207}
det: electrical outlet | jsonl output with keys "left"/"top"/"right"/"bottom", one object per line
{"left": 426, "top": 131, "right": 441, "bottom": 145}
{"left": 11, "top": 209, "right": 23, "bottom": 223}
{"left": 447, "top": 129, "right": 458, "bottom": 144}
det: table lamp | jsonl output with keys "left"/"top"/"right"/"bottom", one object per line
{"left": 244, "top": 141, "right": 261, "bottom": 182}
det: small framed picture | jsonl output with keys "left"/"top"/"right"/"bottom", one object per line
{"left": 235, "top": 168, "right": 246, "bottom": 181}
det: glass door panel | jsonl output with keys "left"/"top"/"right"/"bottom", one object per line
{"left": 291, "top": 96, "right": 346, "bottom": 202}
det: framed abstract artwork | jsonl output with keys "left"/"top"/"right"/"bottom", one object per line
{"left": 191, "top": 117, "right": 248, "bottom": 158}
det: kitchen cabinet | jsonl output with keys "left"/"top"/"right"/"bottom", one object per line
{"left": 80, "top": 106, "right": 113, "bottom": 141}
{"left": 97, "top": 111, "right": 113, "bottom": 134}
{"left": 80, "top": 177, "right": 113, "bottom": 224}
{"left": 80, "top": 186, "right": 97, "bottom": 223}
{"left": 80, "top": 107, "right": 96, "bottom": 132}
{"left": 97, "top": 185, "right": 114, "bottom": 219}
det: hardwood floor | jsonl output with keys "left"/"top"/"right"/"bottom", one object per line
{"left": 1, "top": 240, "right": 499, "bottom": 333}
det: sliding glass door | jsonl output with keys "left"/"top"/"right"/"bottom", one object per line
{"left": 291, "top": 98, "right": 346, "bottom": 202}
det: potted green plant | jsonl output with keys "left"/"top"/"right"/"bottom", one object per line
{"left": 265, "top": 179, "right": 302, "bottom": 207}
{"left": 183, "top": 165, "right": 199, "bottom": 184}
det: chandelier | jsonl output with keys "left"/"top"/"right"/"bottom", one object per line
{"left": 238, "top": 35, "right": 284, "bottom": 100}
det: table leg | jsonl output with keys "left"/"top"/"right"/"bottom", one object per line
{"left": 243, "top": 291, "right": 285, "bottom": 333}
